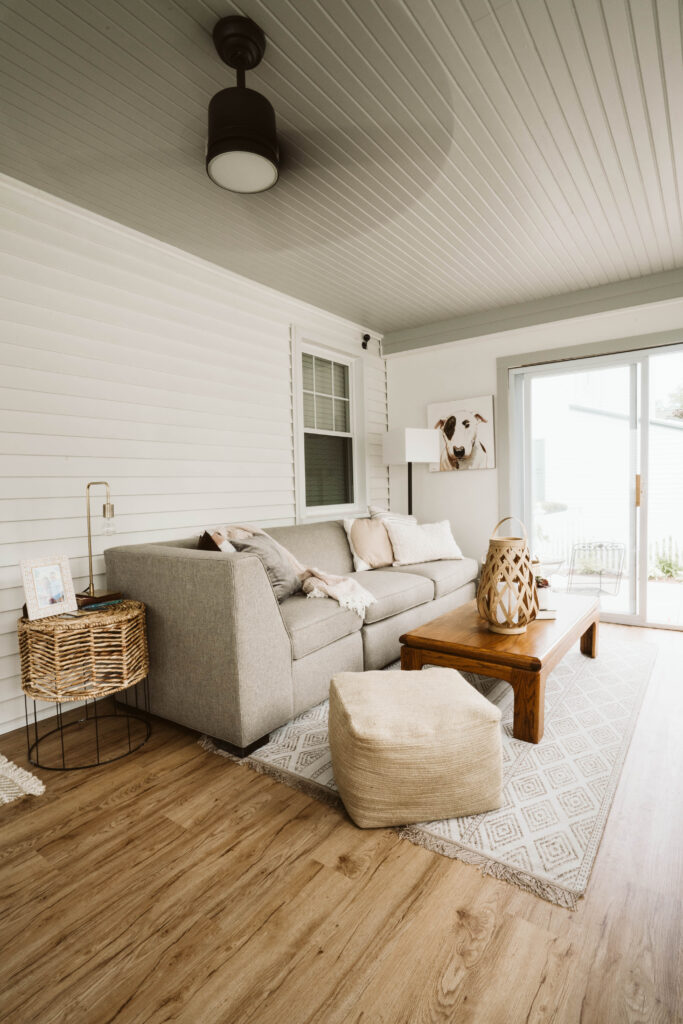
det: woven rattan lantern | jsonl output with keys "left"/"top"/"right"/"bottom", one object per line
{"left": 477, "top": 517, "right": 539, "bottom": 635}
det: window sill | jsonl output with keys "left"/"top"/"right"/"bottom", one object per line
{"left": 300, "top": 505, "right": 367, "bottom": 523}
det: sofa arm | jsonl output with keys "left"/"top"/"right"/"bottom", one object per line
{"left": 104, "top": 544, "right": 293, "bottom": 747}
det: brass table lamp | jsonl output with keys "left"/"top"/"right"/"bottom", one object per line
{"left": 78, "top": 481, "right": 122, "bottom": 607}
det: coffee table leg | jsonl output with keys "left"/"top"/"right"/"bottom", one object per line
{"left": 580, "top": 618, "right": 599, "bottom": 658}
{"left": 510, "top": 669, "right": 545, "bottom": 744}
{"left": 401, "top": 647, "right": 424, "bottom": 670}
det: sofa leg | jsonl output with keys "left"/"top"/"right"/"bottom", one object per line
{"left": 210, "top": 733, "right": 270, "bottom": 759}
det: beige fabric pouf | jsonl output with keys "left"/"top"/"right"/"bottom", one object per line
{"left": 329, "top": 668, "right": 503, "bottom": 828}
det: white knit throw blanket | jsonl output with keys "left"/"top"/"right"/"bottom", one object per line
{"left": 220, "top": 525, "right": 376, "bottom": 619}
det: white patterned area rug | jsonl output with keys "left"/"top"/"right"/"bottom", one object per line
{"left": 0, "top": 754, "right": 45, "bottom": 805}
{"left": 203, "top": 640, "right": 656, "bottom": 909}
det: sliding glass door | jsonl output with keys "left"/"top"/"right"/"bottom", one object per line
{"left": 645, "top": 348, "right": 683, "bottom": 627}
{"left": 511, "top": 344, "right": 683, "bottom": 628}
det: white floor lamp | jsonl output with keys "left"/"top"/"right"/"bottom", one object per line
{"left": 382, "top": 428, "right": 441, "bottom": 516}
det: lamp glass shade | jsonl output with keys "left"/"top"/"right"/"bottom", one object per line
{"left": 207, "top": 150, "right": 278, "bottom": 193}
{"left": 382, "top": 428, "right": 440, "bottom": 465}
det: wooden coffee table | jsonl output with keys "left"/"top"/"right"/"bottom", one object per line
{"left": 399, "top": 594, "right": 599, "bottom": 744}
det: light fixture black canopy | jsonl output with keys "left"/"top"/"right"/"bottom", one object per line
{"left": 206, "top": 16, "right": 279, "bottom": 194}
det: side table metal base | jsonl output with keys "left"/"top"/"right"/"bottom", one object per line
{"left": 24, "top": 678, "right": 151, "bottom": 771}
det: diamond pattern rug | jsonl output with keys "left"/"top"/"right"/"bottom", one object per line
{"left": 202, "top": 639, "right": 656, "bottom": 908}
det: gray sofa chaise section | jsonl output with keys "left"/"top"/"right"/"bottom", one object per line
{"left": 104, "top": 520, "right": 478, "bottom": 755}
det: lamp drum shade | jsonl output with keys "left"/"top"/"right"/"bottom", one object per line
{"left": 382, "top": 428, "right": 441, "bottom": 466}
{"left": 207, "top": 87, "right": 279, "bottom": 193}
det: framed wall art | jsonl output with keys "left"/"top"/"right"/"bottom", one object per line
{"left": 428, "top": 395, "right": 495, "bottom": 472}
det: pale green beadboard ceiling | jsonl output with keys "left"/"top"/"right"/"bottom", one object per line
{"left": 1, "top": 0, "right": 682, "bottom": 335}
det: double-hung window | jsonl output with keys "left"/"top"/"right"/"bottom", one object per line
{"left": 301, "top": 350, "right": 355, "bottom": 512}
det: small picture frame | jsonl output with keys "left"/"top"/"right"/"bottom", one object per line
{"left": 20, "top": 555, "right": 78, "bottom": 620}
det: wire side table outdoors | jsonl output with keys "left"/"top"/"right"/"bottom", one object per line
{"left": 567, "top": 541, "right": 626, "bottom": 597}
{"left": 18, "top": 599, "right": 151, "bottom": 771}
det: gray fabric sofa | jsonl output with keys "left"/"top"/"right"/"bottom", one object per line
{"left": 104, "top": 520, "right": 478, "bottom": 755}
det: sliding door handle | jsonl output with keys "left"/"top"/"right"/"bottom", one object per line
{"left": 635, "top": 474, "right": 641, "bottom": 508}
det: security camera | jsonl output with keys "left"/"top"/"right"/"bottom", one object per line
{"left": 362, "top": 333, "right": 371, "bottom": 349}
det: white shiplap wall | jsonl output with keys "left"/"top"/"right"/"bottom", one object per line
{"left": 0, "top": 174, "right": 387, "bottom": 735}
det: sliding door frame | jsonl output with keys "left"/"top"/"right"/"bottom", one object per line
{"left": 509, "top": 350, "right": 640, "bottom": 624}
{"left": 497, "top": 329, "right": 683, "bottom": 629}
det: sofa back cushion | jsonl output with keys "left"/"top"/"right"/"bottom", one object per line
{"left": 267, "top": 521, "right": 354, "bottom": 576}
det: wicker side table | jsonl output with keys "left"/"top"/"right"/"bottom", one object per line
{"left": 18, "top": 600, "right": 151, "bottom": 770}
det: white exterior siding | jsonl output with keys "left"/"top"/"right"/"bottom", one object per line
{"left": 0, "top": 175, "right": 387, "bottom": 734}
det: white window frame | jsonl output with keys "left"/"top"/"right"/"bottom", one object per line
{"left": 292, "top": 328, "right": 368, "bottom": 522}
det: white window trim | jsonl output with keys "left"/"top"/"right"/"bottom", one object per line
{"left": 292, "top": 328, "right": 368, "bottom": 523}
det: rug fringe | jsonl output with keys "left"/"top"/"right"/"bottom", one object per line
{"left": 245, "top": 758, "right": 343, "bottom": 810}
{"left": 398, "top": 825, "right": 579, "bottom": 910}
{"left": 199, "top": 734, "right": 343, "bottom": 809}
{"left": 0, "top": 754, "right": 45, "bottom": 801}
{"left": 197, "top": 735, "right": 245, "bottom": 765}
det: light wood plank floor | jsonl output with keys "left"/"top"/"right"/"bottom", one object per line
{"left": 1, "top": 624, "right": 681, "bottom": 1024}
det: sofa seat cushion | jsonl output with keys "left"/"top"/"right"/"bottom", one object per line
{"left": 348, "top": 570, "right": 433, "bottom": 624}
{"left": 384, "top": 557, "right": 478, "bottom": 599}
{"left": 280, "top": 594, "right": 362, "bottom": 660}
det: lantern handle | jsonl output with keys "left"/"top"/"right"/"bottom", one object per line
{"left": 491, "top": 515, "right": 528, "bottom": 543}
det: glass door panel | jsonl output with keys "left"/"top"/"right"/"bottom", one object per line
{"left": 527, "top": 363, "right": 637, "bottom": 617}
{"left": 646, "top": 349, "right": 683, "bottom": 627}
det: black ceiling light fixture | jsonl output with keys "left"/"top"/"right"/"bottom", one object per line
{"left": 206, "top": 15, "right": 279, "bottom": 194}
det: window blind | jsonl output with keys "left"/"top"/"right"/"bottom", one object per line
{"left": 304, "top": 434, "right": 354, "bottom": 506}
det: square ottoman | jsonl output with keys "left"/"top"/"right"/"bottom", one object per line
{"left": 329, "top": 668, "right": 503, "bottom": 828}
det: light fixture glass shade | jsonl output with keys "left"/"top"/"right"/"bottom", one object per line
{"left": 207, "top": 87, "right": 279, "bottom": 194}
{"left": 102, "top": 503, "right": 116, "bottom": 536}
{"left": 207, "top": 150, "right": 278, "bottom": 193}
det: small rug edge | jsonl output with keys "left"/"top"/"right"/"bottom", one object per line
{"left": 398, "top": 824, "right": 580, "bottom": 910}
{"left": 0, "top": 754, "right": 46, "bottom": 804}
{"left": 246, "top": 756, "right": 344, "bottom": 810}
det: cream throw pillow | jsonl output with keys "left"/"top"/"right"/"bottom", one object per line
{"left": 343, "top": 517, "right": 395, "bottom": 571}
{"left": 385, "top": 519, "right": 463, "bottom": 565}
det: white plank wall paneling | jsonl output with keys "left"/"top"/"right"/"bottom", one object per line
{"left": 0, "top": 176, "right": 388, "bottom": 734}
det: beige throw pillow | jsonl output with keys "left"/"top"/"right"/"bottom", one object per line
{"left": 343, "top": 517, "right": 395, "bottom": 571}
{"left": 384, "top": 519, "right": 463, "bottom": 565}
